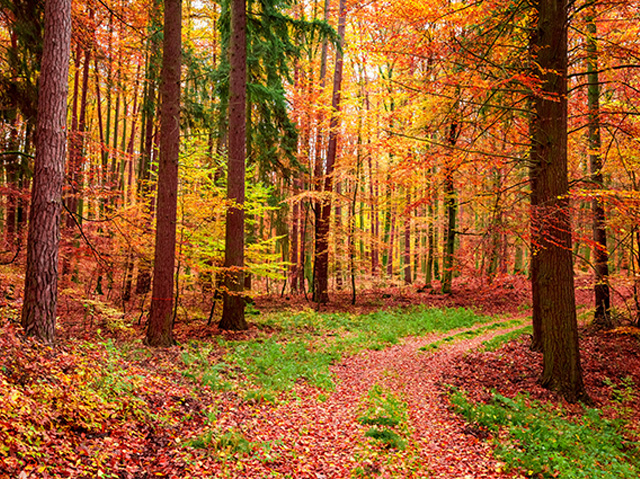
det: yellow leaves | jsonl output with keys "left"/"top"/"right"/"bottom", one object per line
{"left": 610, "top": 326, "right": 640, "bottom": 338}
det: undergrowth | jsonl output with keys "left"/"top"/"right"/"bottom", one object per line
{"left": 449, "top": 388, "right": 640, "bottom": 478}
{"left": 358, "top": 384, "right": 409, "bottom": 450}
{"left": 478, "top": 325, "right": 532, "bottom": 352}
{"left": 181, "top": 306, "right": 491, "bottom": 402}
{"left": 419, "top": 318, "right": 523, "bottom": 353}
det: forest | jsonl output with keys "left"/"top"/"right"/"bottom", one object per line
{"left": 1, "top": 0, "right": 640, "bottom": 477}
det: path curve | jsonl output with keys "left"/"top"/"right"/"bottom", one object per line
{"left": 200, "top": 322, "right": 522, "bottom": 478}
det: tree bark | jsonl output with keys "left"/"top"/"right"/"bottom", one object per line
{"left": 442, "top": 120, "right": 458, "bottom": 294}
{"left": 533, "top": 0, "right": 587, "bottom": 402}
{"left": 528, "top": 11, "right": 543, "bottom": 352}
{"left": 21, "top": 0, "right": 72, "bottom": 344}
{"left": 219, "top": 0, "right": 248, "bottom": 330}
{"left": 586, "top": 6, "right": 611, "bottom": 328}
{"left": 404, "top": 188, "right": 412, "bottom": 285}
{"left": 146, "top": 0, "right": 182, "bottom": 347}
{"left": 312, "top": 0, "right": 346, "bottom": 304}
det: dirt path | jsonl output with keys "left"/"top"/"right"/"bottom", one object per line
{"left": 194, "top": 321, "right": 522, "bottom": 478}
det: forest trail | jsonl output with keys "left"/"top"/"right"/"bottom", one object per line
{"left": 203, "top": 319, "right": 524, "bottom": 478}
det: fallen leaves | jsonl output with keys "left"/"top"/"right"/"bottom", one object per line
{"left": 2, "top": 279, "right": 638, "bottom": 478}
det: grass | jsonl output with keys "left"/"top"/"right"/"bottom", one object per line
{"left": 419, "top": 318, "right": 524, "bottom": 353}
{"left": 358, "top": 384, "right": 409, "bottom": 450}
{"left": 478, "top": 324, "right": 532, "bottom": 352}
{"left": 181, "top": 306, "right": 493, "bottom": 401}
{"left": 449, "top": 388, "right": 640, "bottom": 478}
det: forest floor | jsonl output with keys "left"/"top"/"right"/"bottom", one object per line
{"left": 1, "top": 274, "right": 639, "bottom": 478}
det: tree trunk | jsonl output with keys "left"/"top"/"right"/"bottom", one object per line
{"left": 528, "top": 13, "right": 543, "bottom": 352}
{"left": 21, "top": 0, "right": 72, "bottom": 344}
{"left": 219, "top": 0, "right": 248, "bottom": 330}
{"left": 404, "top": 188, "right": 412, "bottom": 285}
{"left": 586, "top": 6, "right": 611, "bottom": 328}
{"left": 289, "top": 180, "right": 301, "bottom": 293}
{"left": 533, "top": 0, "right": 587, "bottom": 402}
{"left": 146, "top": 0, "right": 182, "bottom": 347}
{"left": 312, "top": 0, "right": 346, "bottom": 304}
{"left": 442, "top": 120, "right": 458, "bottom": 294}
{"left": 369, "top": 155, "right": 379, "bottom": 276}
{"left": 386, "top": 210, "right": 395, "bottom": 277}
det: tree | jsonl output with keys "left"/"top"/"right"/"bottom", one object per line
{"left": 312, "top": 0, "right": 346, "bottom": 304}
{"left": 219, "top": 0, "right": 248, "bottom": 330}
{"left": 20, "top": 0, "right": 72, "bottom": 343}
{"left": 532, "top": 0, "right": 587, "bottom": 401}
{"left": 146, "top": 0, "right": 182, "bottom": 347}
{"left": 441, "top": 117, "right": 458, "bottom": 294}
{"left": 585, "top": 3, "right": 611, "bottom": 329}
{"left": 0, "top": 0, "right": 44, "bottom": 248}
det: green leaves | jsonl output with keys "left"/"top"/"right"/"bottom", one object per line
{"left": 450, "top": 389, "right": 640, "bottom": 478}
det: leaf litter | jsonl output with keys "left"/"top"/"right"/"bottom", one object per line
{"left": 1, "top": 276, "right": 638, "bottom": 478}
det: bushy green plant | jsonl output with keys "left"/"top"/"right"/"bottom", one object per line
{"left": 358, "top": 384, "right": 409, "bottom": 450}
{"left": 364, "top": 428, "right": 406, "bottom": 450}
{"left": 188, "top": 428, "right": 253, "bottom": 456}
{"left": 450, "top": 389, "right": 640, "bottom": 478}
{"left": 230, "top": 337, "right": 337, "bottom": 392}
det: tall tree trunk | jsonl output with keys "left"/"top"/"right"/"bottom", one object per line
{"left": 369, "top": 155, "right": 379, "bottom": 276}
{"left": 586, "top": 6, "right": 611, "bottom": 328}
{"left": 312, "top": 0, "right": 346, "bottom": 304}
{"left": 528, "top": 13, "right": 543, "bottom": 352}
{"left": 442, "top": 120, "right": 458, "bottom": 294}
{"left": 4, "top": 123, "right": 20, "bottom": 248}
{"left": 425, "top": 166, "right": 435, "bottom": 288}
{"left": 386, "top": 212, "right": 396, "bottom": 278}
{"left": 533, "top": 0, "right": 587, "bottom": 402}
{"left": 21, "top": 0, "right": 72, "bottom": 343}
{"left": 219, "top": 0, "right": 247, "bottom": 330}
{"left": 404, "top": 188, "right": 412, "bottom": 284}
{"left": 146, "top": 0, "right": 182, "bottom": 347}
{"left": 335, "top": 181, "right": 344, "bottom": 290}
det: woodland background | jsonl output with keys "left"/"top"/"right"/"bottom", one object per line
{"left": 2, "top": 0, "right": 639, "bottom": 323}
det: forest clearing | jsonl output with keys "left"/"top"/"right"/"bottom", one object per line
{"left": 2, "top": 0, "right": 640, "bottom": 476}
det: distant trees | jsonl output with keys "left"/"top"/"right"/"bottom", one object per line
{"left": 2, "top": 0, "right": 638, "bottom": 371}
{"left": 20, "top": 0, "right": 72, "bottom": 343}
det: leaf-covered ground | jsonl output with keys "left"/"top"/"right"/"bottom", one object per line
{"left": 1, "top": 275, "right": 638, "bottom": 478}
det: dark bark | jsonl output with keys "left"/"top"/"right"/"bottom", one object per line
{"left": 21, "top": 0, "right": 72, "bottom": 344}
{"left": 533, "top": 0, "right": 587, "bottom": 402}
{"left": 219, "top": 0, "right": 247, "bottom": 330}
{"left": 386, "top": 207, "right": 395, "bottom": 277}
{"left": 586, "top": 8, "right": 611, "bottom": 328}
{"left": 369, "top": 155, "right": 379, "bottom": 276}
{"left": 312, "top": 0, "right": 346, "bottom": 304}
{"left": 528, "top": 12, "right": 543, "bottom": 352}
{"left": 442, "top": 120, "right": 458, "bottom": 294}
{"left": 404, "top": 188, "right": 412, "bottom": 285}
{"left": 146, "top": 0, "right": 182, "bottom": 347}
{"left": 425, "top": 166, "right": 436, "bottom": 288}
